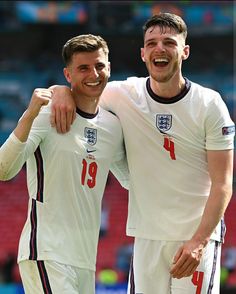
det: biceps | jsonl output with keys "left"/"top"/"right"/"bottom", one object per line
{"left": 207, "top": 149, "right": 234, "bottom": 183}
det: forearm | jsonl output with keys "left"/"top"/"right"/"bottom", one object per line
{"left": 14, "top": 88, "right": 51, "bottom": 142}
{"left": 0, "top": 110, "right": 34, "bottom": 180}
{"left": 14, "top": 110, "right": 36, "bottom": 142}
{"left": 170, "top": 149, "right": 234, "bottom": 279}
{"left": 0, "top": 133, "right": 26, "bottom": 180}
{"left": 191, "top": 183, "right": 232, "bottom": 246}
{"left": 0, "top": 89, "right": 51, "bottom": 180}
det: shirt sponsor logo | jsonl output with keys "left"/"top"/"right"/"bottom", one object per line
{"left": 222, "top": 125, "right": 235, "bottom": 136}
{"left": 84, "top": 127, "right": 97, "bottom": 145}
{"left": 156, "top": 114, "right": 172, "bottom": 132}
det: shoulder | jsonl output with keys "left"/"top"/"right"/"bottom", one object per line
{"left": 189, "top": 81, "right": 227, "bottom": 110}
{"left": 190, "top": 81, "right": 221, "bottom": 101}
{"left": 102, "top": 77, "right": 148, "bottom": 106}
{"left": 39, "top": 100, "right": 52, "bottom": 115}
{"left": 98, "top": 107, "right": 121, "bottom": 124}
{"left": 107, "top": 76, "right": 147, "bottom": 92}
{"left": 98, "top": 107, "right": 123, "bottom": 133}
{"left": 31, "top": 101, "right": 52, "bottom": 128}
{"left": 96, "top": 108, "right": 124, "bottom": 142}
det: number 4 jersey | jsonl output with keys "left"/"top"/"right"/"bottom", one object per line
{"left": 0, "top": 102, "right": 128, "bottom": 271}
{"left": 100, "top": 77, "right": 235, "bottom": 242}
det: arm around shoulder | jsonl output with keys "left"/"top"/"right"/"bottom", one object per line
{"left": 50, "top": 85, "right": 76, "bottom": 134}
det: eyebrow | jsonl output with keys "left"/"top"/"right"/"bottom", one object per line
{"left": 145, "top": 36, "right": 177, "bottom": 43}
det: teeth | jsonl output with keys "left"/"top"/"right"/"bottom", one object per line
{"left": 85, "top": 82, "right": 100, "bottom": 86}
{"left": 154, "top": 58, "right": 168, "bottom": 62}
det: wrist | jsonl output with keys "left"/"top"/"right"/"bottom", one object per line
{"left": 191, "top": 234, "right": 210, "bottom": 248}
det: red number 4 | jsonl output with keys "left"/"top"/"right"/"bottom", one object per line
{"left": 81, "top": 159, "right": 98, "bottom": 188}
{"left": 163, "top": 137, "right": 176, "bottom": 160}
{"left": 192, "top": 271, "right": 204, "bottom": 294}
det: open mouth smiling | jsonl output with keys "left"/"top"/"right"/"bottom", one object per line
{"left": 153, "top": 58, "right": 169, "bottom": 67}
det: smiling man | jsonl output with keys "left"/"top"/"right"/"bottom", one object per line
{"left": 0, "top": 34, "right": 129, "bottom": 294}
{"left": 48, "top": 13, "right": 234, "bottom": 294}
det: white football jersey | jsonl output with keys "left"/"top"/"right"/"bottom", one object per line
{"left": 100, "top": 77, "right": 235, "bottom": 242}
{"left": 0, "top": 103, "right": 128, "bottom": 271}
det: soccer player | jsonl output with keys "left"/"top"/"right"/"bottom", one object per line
{"left": 49, "top": 13, "right": 234, "bottom": 293}
{"left": 0, "top": 34, "right": 128, "bottom": 294}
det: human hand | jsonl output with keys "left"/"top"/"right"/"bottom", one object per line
{"left": 26, "top": 88, "right": 52, "bottom": 120}
{"left": 170, "top": 240, "right": 205, "bottom": 279}
{"left": 50, "top": 85, "right": 76, "bottom": 133}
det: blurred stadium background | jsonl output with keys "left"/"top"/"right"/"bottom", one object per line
{"left": 0, "top": 1, "right": 235, "bottom": 293}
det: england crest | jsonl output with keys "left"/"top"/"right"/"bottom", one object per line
{"left": 84, "top": 127, "right": 97, "bottom": 145}
{"left": 156, "top": 114, "right": 172, "bottom": 132}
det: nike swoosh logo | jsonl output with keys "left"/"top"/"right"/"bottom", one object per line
{"left": 86, "top": 149, "right": 96, "bottom": 153}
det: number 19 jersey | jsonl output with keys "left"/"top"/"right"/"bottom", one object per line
{"left": 0, "top": 103, "right": 127, "bottom": 271}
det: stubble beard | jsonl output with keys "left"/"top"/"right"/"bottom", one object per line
{"left": 150, "top": 60, "right": 179, "bottom": 84}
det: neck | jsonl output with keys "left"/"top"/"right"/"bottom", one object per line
{"left": 74, "top": 96, "right": 99, "bottom": 114}
{"left": 150, "top": 76, "right": 186, "bottom": 99}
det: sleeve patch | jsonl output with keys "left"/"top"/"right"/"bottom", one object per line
{"left": 222, "top": 125, "right": 235, "bottom": 135}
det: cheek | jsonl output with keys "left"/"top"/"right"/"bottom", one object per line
{"left": 141, "top": 49, "right": 153, "bottom": 63}
{"left": 69, "top": 74, "right": 81, "bottom": 86}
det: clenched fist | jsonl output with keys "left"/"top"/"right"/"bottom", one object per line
{"left": 27, "top": 88, "right": 53, "bottom": 119}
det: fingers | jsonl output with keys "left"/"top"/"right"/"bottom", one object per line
{"left": 172, "top": 246, "right": 183, "bottom": 264}
{"left": 170, "top": 247, "right": 202, "bottom": 279}
{"left": 33, "top": 88, "right": 52, "bottom": 107}
{"left": 65, "top": 108, "right": 76, "bottom": 133}
{"left": 59, "top": 109, "right": 68, "bottom": 134}
{"left": 34, "top": 88, "right": 53, "bottom": 101}
{"left": 50, "top": 106, "right": 71, "bottom": 134}
{"left": 170, "top": 256, "right": 200, "bottom": 279}
{"left": 50, "top": 109, "right": 56, "bottom": 128}
{"left": 28, "top": 88, "right": 52, "bottom": 119}
{"left": 50, "top": 87, "right": 76, "bottom": 134}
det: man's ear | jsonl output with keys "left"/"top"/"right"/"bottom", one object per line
{"left": 141, "top": 48, "right": 145, "bottom": 62}
{"left": 182, "top": 45, "right": 190, "bottom": 61}
{"left": 63, "top": 67, "right": 71, "bottom": 83}
{"left": 108, "top": 62, "right": 111, "bottom": 78}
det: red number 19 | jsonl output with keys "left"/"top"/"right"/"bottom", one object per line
{"left": 81, "top": 159, "right": 98, "bottom": 188}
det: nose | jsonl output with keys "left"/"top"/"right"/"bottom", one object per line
{"left": 90, "top": 67, "right": 99, "bottom": 78}
{"left": 154, "top": 42, "right": 165, "bottom": 53}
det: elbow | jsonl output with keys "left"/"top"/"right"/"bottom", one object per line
{"left": 223, "top": 183, "right": 233, "bottom": 204}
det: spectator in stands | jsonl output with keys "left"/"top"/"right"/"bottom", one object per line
{"left": 48, "top": 12, "right": 235, "bottom": 294}
{"left": 0, "top": 34, "right": 129, "bottom": 294}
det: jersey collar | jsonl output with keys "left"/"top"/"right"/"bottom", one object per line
{"left": 146, "top": 77, "right": 191, "bottom": 104}
{"left": 76, "top": 107, "right": 99, "bottom": 119}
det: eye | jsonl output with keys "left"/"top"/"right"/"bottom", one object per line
{"left": 145, "top": 41, "right": 156, "bottom": 48}
{"left": 164, "top": 40, "right": 177, "bottom": 47}
{"left": 96, "top": 63, "right": 105, "bottom": 70}
{"left": 78, "top": 65, "right": 88, "bottom": 72}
